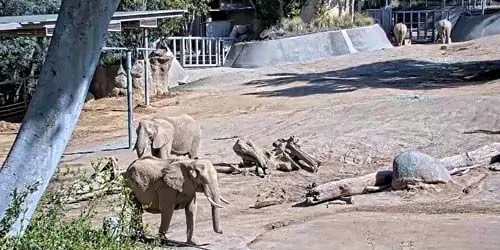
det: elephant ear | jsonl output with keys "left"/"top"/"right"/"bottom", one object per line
{"left": 128, "top": 166, "right": 151, "bottom": 193}
{"left": 152, "top": 124, "right": 174, "bottom": 149}
{"left": 161, "top": 163, "right": 185, "bottom": 193}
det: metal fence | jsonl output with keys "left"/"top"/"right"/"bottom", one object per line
{"left": 393, "top": 9, "right": 452, "bottom": 43}
{"left": 366, "top": 8, "right": 453, "bottom": 43}
{"left": 166, "top": 36, "right": 234, "bottom": 67}
{"left": 0, "top": 75, "right": 37, "bottom": 119}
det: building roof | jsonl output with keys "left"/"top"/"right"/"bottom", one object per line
{"left": 0, "top": 10, "right": 187, "bottom": 37}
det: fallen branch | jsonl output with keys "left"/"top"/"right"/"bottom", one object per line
{"left": 448, "top": 164, "right": 483, "bottom": 175}
{"left": 65, "top": 187, "right": 122, "bottom": 204}
{"left": 213, "top": 136, "right": 239, "bottom": 141}
{"left": 251, "top": 200, "right": 282, "bottom": 209}
{"left": 305, "top": 170, "right": 393, "bottom": 205}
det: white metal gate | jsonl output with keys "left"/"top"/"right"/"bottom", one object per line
{"left": 166, "top": 37, "right": 233, "bottom": 67}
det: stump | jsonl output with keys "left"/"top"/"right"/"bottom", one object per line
{"left": 232, "top": 136, "right": 322, "bottom": 177}
{"left": 233, "top": 138, "right": 276, "bottom": 177}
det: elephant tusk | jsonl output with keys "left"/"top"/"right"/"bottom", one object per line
{"left": 206, "top": 196, "right": 225, "bottom": 208}
{"left": 220, "top": 196, "right": 230, "bottom": 205}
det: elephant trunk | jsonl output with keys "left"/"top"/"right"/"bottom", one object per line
{"left": 204, "top": 182, "right": 223, "bottom": 234}
{"left": 135, "top": 123, "right": 148, "bottom": 158}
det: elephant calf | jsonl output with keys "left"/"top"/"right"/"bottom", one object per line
{"left": 393, "top": 22, "right": 408, "bottom": 47}
{"left": 436, "top": 19, "right": 452, "bottom": 44}
{"left": 134, "top": 114, "right": 201, "bottom": 160}
{"left": 122, "top": 156, "right": 230, "bottom": 245}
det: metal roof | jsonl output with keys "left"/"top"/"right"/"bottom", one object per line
{"left": 0, "top": 10, "right": 187, "bottom": 37}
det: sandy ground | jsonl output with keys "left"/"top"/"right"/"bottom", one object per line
{"left": 2, "top": 35, "right": 500, "bottom": 249}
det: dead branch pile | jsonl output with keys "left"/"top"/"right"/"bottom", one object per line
{"left": 231, "top": 136, "right": 321, "bottom": 177}
{"left": 304, "top": 143, "right": 500, "bottom": 206}
{"left": 62, "top": 157, "right": 123, "bottom": 204}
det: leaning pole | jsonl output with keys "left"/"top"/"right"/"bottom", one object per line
{"left": 0, "top": 0, "right": 120, "bottom": 236}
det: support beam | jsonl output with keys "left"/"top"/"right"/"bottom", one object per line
{"left": 0, "top": 0, "right": 120, "bottom": 236}
{"left": 126, "top": 51, "right": 134, "bottom": 149}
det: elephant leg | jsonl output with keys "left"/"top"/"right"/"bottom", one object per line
{"left": 158, "top": 190, "right": 177, "bottom": 238}
{"left": 185, "top": 196, "right": 199, "bottom": 245}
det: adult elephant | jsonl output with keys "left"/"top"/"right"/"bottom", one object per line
{"left": 393, "top": 22, "right": 408, "bottom": 46}
{"left": 134, "top": 114, "right": 201, "bottom": 160}
{"left": 436, "top": 19, "right": 452, "bottom": 44}
{"left": 121, "top": 156, "right": 230, "bottom": 244}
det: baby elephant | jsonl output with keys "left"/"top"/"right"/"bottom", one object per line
{"left": 121, "top": 157, "right": 230, "bottom": 244}
{"left": 134, "top": 114, "right": 201, "bottom": 160}
{"left": 436, "top": 19, "right": 452, "bottom": 44}
{"left": 393, "top": 22, "right": 408, "bottom": 47}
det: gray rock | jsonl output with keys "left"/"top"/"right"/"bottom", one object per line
{"left": 392, "top": 151, "right": 452, "bottom": 190}
{"left": 102, "top": 215, "right": 122, "bottom": 239}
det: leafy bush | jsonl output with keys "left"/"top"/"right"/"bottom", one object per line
{"left": 278, "top": 9, "right": 374, "bottom": 38}
{"left": 0, "top": 157, "right": 160, "bottom": 250}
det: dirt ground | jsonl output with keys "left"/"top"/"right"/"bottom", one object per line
{"left": 2, "top": 35, "right": 500, "bottom": 249}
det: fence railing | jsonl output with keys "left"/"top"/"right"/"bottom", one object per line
{"left": 393, "top": 9, "right": 452, "bottom": 43}
{"left": 0, "top": 75, "right": 38, "bottom": 119}
{"left": 166, "top": 36, "right": 234, "bottom": 67}
{"left": 366, "top": 8, "right": 454, "bottom": 43}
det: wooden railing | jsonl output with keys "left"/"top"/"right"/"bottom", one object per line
{"left": 166, "top": 36, "right": 234, "bottom": 67}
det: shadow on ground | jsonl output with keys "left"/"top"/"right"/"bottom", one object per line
{"left": 243, "top": 59, "right": 500, "bottom": 97}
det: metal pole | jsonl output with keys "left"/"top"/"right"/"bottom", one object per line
{"left": 126, "top": 51, "right": 134, "bottom": 149}
{"left": 143, "top": 29, "right": 150, "bottom": 106}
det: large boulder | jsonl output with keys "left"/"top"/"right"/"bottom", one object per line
{"left": 392, "top": 151, "right": 452, "bottom": 190}
{"left": 89, "top": 63, "right": 127, "bottom": 99}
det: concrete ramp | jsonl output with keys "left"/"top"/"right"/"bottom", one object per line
{"left": 224, "top": 24, "right": 393, "bottom": 68}
{"left": 451, "top": 13, "right": 500, "bottom": 42}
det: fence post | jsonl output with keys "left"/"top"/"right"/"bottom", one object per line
{"left": 143, "top": 29, "right": 150, "bottom": 107}
{"left": 180, "top": 37, "right": 185, "bottom": 67}
{"left": 432, "top": 11, "right": 436, "bottom": 42}
{"left": 126, "top": 51, "right": 134, "bottom": 149}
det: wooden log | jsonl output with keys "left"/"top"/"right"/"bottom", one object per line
{"left": 440, "top": 143, "right": 500, "bottom": 169}
{"left": 283, "top": 136, "right": 321, "bottom": 173}
{"left": 233, "top": 138, "right": 276, "bottom": 175}
{"left": 305, "top": 170, "right": 393, "bottom": 205}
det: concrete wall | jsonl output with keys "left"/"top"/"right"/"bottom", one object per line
{"left": 451, "top": 13, "right": 500, "bottom": 42}
{"left": 224, "top": 24, "right": 393, "bottom": 68}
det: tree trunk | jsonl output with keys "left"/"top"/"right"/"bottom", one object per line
{"left": 0, "top": 0, "right": 120, "bottom": 236}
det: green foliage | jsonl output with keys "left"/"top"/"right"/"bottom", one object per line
{"left": 0, "top": 0, "right": 61, "bottom": 82}
{"left": 255, "top": 0, "right": 309, "bottom": 32}
{"left": 279, "top": 10, "right": 374, "bottom": 38}
{"left": 0, "top": 157, "right": 162, "bottom": 250}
